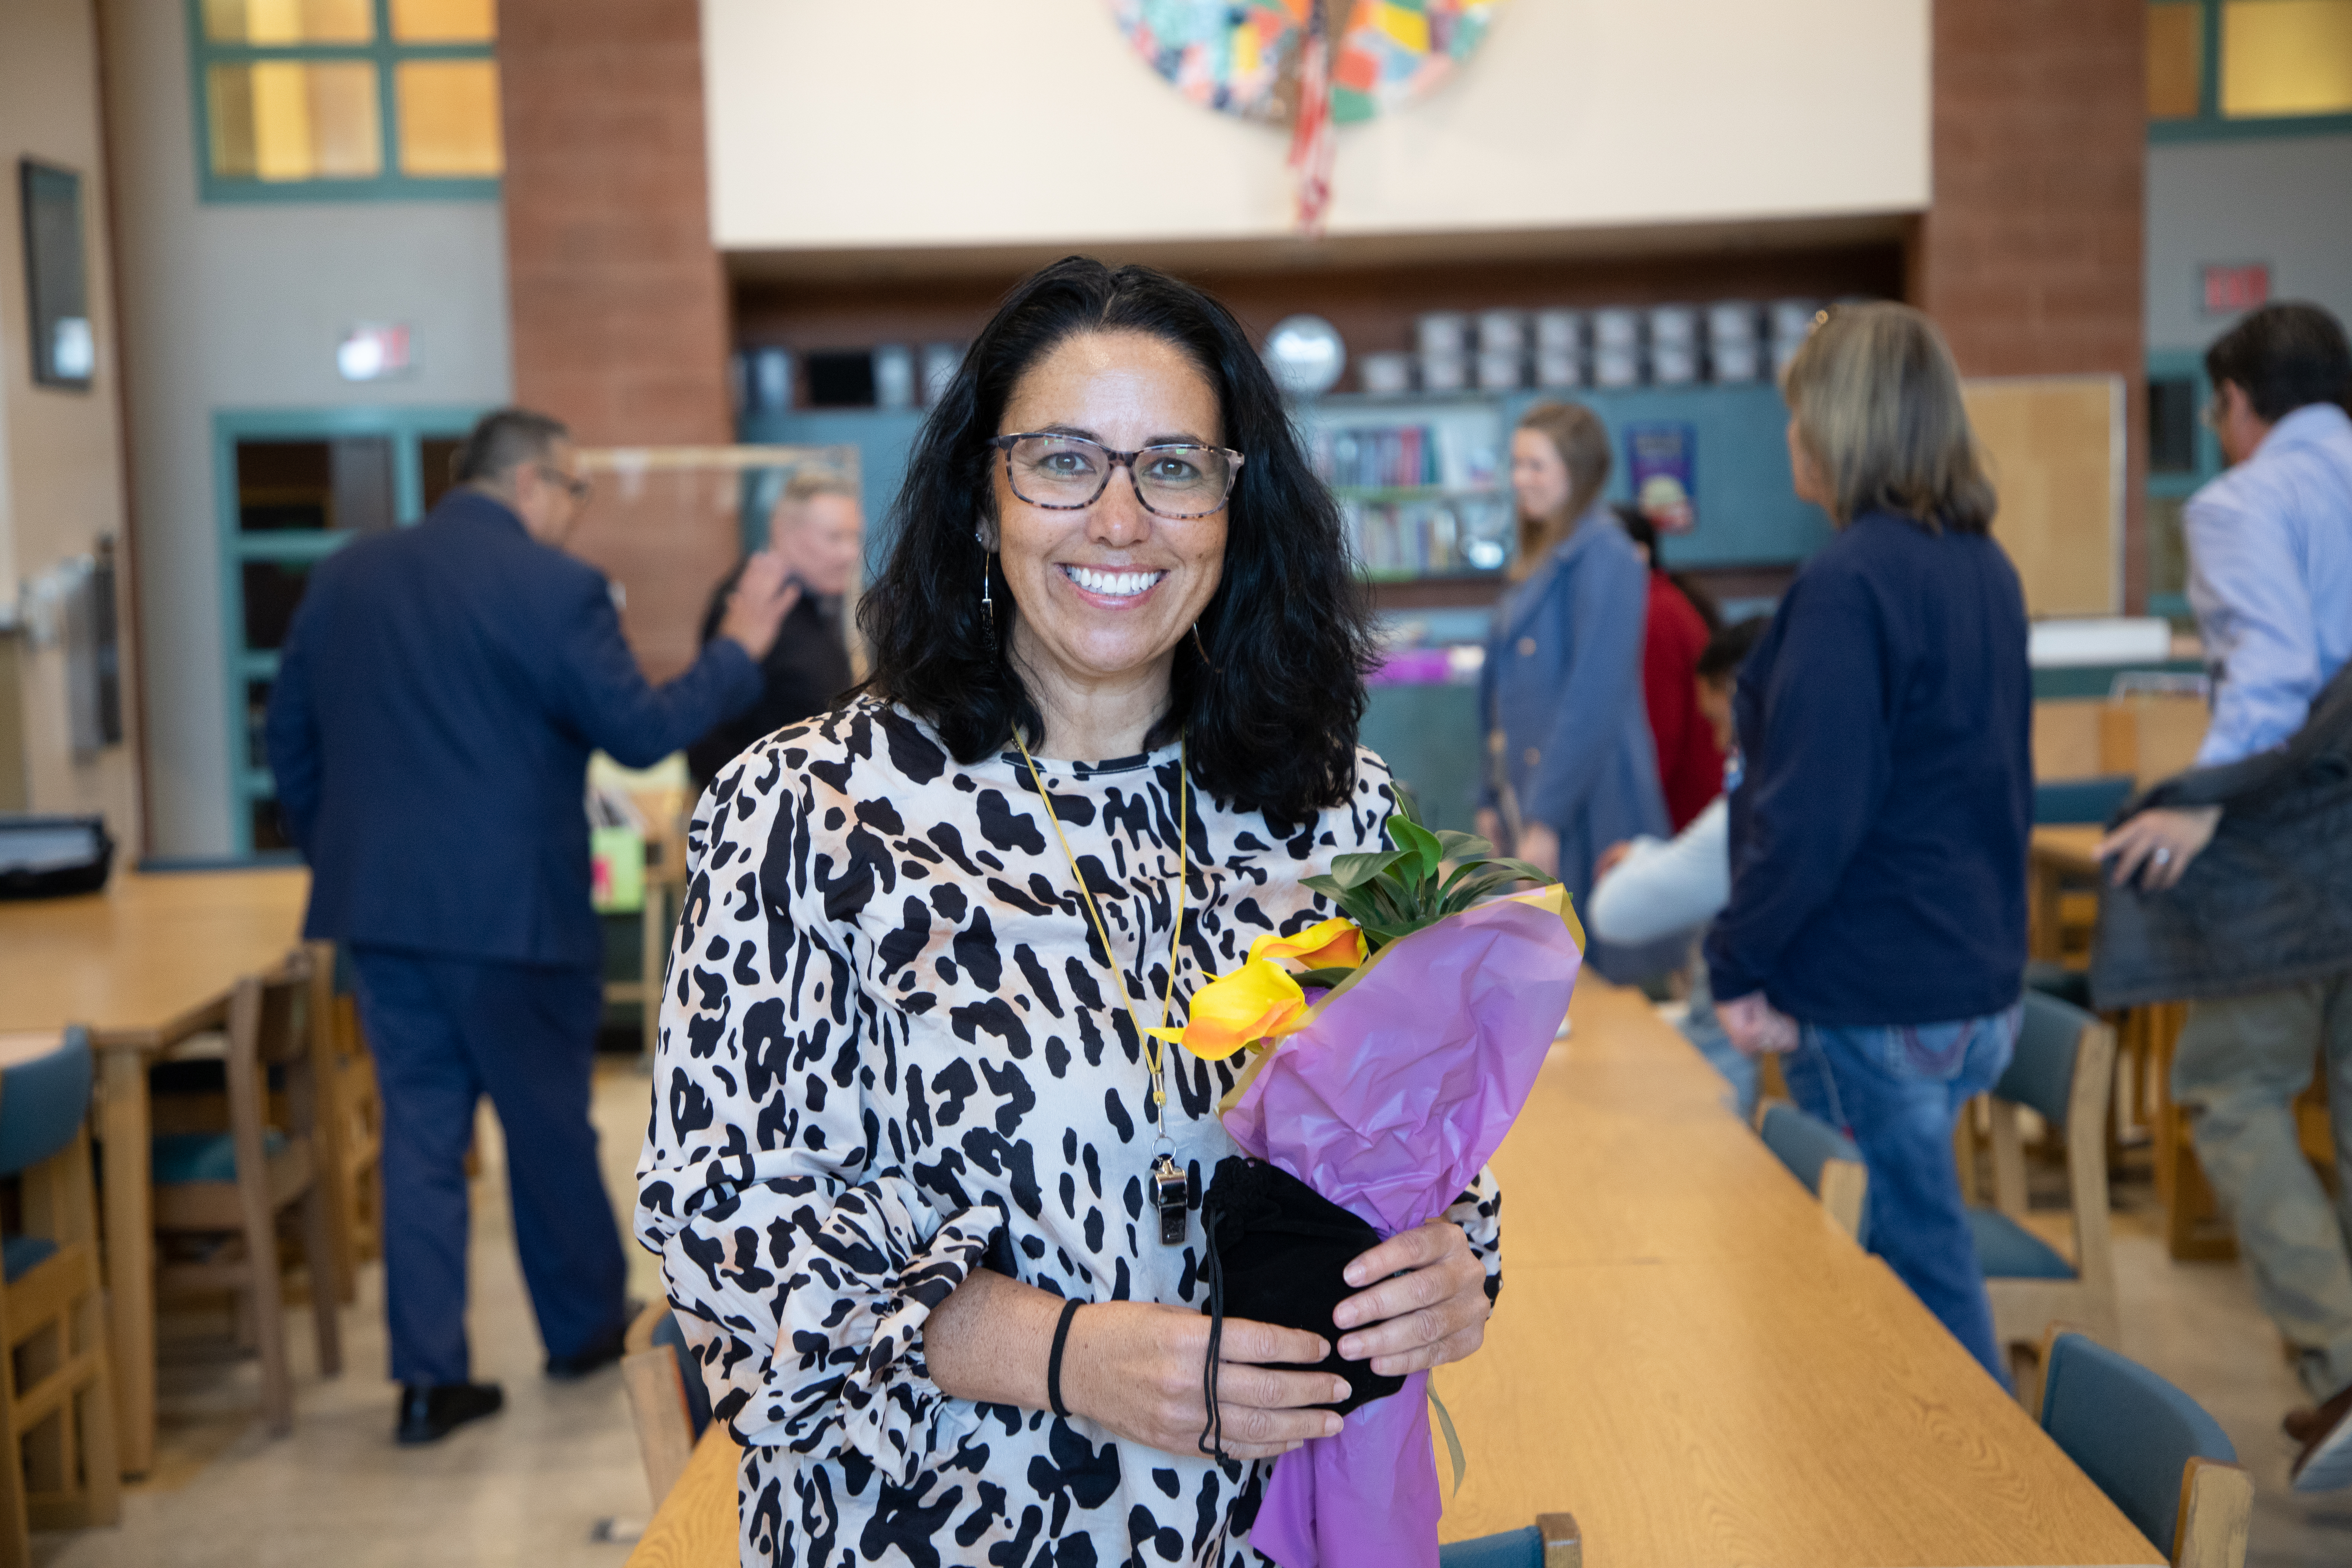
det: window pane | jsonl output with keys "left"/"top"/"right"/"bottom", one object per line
{"left": 2148, "top": 3, "right": 2205, "bottom": 117}
{"left": 241, "top": 559, "right": 317, "bottom": 651}
{"left": 2223, "top": 0, "right": 2352, "bottom": 116}
{"left": 421, "top": 435, "right": 467, "bottom": 511}
{"left": 2148, "top": 377, "right": 2200, "bottom": 473}
{"left": 390, "top": 0, "right": 496, "bottom": 41}
{"left": 207, "top": 62, "right": 381, "bottom": 181}
{"left": 202, "top": 0, "right": 372, "bottom": 43}
{"left": 2148, "top": 494, "right": 2192, "bottom": 603}
{"left": 395, "top": 61, "right": 503, "bottom": 177}
{"left": 236, "top": 439, "right": 332, "bottom": 531}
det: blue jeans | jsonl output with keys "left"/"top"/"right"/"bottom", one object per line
{"left": 1681, "top": 966, "right": 1759, "bottom": 1120}
{"left": 1780, "top": 1006, "right": 2021, "bottom": 1386}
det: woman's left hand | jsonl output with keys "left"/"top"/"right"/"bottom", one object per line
{"left": 1331, "top": 1220, "right": 1493, "bottom": 1378}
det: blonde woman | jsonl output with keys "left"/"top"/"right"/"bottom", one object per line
{"left": 1705, "top": 303, "right": 2029, "bottom": 1386}
{"left": 1475, "top": 401, "right": 1668, "bottom": 976}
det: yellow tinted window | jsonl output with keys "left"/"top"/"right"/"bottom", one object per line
{"left": 207, "top": 61, "right": 381, "bottom": 181}
{"left": 2223, "top": 0, "right": 2352, "bottom": 116}
{"left": 2148, "top": 4, "right": 2206, "bottom": 117}
{"left": 201, "top": 0, "right": 372, "bottom": 43}
{"left": 390, "top": 0, "right": 496, "bottom": 41}
{"left": 395, "top": 61, "right": 503, "bottom": 177}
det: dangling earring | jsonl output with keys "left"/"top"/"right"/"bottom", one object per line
{"left": 981, "top": 552, "right": 998, "bottom": 648}
{"left": 1191, "top": 621, "right": 1221, "bottom": 674}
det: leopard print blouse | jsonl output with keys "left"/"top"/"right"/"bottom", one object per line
{"left": 635, "top": 698, "right": 1504, "bottom": 1568}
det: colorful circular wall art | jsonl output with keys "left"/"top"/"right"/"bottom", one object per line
{"left": 1109, "top": 0, "right": 1500, "bottom": 125}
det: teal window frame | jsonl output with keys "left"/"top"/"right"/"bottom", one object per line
{"left": 187, "top": 0, "right": 500, "bottom": 204}
{"left": 2149, "top": 0, "right": 2352, "bottom": 142}
{"left": 2143, "top": 349, "right": 2227, "bottom": 620}
{"left": 217, "top": 404, "right": 488, "bottom": 858}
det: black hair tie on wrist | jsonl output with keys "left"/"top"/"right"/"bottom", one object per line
{"left": 1047, "top": 1296, "right": 1083, "bottom": 1419}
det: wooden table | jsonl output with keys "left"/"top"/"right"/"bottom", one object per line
{"left": 0, "top": 867, "right": 310, "bottom": 1475}
{"left": 627, "top": 980, "right": 2160, "bottom": 1568}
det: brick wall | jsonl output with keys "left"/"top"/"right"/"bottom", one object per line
{"left": 1916, "top": 0, "right": 2149, "bottom": 608}
{"left": 499, "top": 0, "right": 735, "bottom": 678}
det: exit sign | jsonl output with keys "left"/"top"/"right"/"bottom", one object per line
{"left": 2201, "top": 263, "right": 2270, "bottom": 315}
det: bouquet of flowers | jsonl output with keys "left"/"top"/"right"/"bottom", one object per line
{"left": 1150, "top": 793, "right": 1585, "bottom": 1568}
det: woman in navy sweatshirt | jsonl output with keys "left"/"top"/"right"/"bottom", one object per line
{"left": 1704, "top": 303, "right": 2031, "bottom": 1384}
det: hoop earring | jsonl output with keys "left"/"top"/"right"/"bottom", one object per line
{"left": 1191, "top": 621, "right": 1221, "bottom": 674}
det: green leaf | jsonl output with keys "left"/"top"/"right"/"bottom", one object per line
{"left": 1291, "top": 965, "right": 1358, "bottom": 989}
{"left": 1484, "top": 858, "right": 1558, "bottom": 887}
{"left": 1390, "top": 782, "right": 1425, "bottom": 828}
{"left": 1388, "top": 816, "right": 1445, "bottom": 884}
{"left": 1301, "top": 873, "right": 1344, "bottom": 901}
{"left": 1434, "top": 829, "right": 1494, "bottom": 861}
{"left": 1327, "top": 850, "right": 1408, "bottom": 890}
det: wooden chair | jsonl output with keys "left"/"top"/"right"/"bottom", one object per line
{"left": 0, "top": 1027, "right": 120, "bottom": 1556}
{"left": 622, "top": 1302, "right": 712, "bottom": 1507}
{"left": 1438, "top": 1513, "right": 1582, "bottom": 1567}
{"left": 151, "top": 952, "right": 342, "bottom": 1436}
{"left": 1962, "top": 994, "right": 2120, "bottom": 1389}
{"left": 2037, "top": 1327, "right": 2250, "bottom": 1568}
{"left": 1753, "top": 1099, "right": 1870, "bottom": 1246}
{"left": 304, "top": 943, "right": 381, "bottom": 1304}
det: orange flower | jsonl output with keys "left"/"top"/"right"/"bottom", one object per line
{"left": 1246, "top": 916, "right": 1366, "bottom": 973}
{"left": 1146, "top": 959, "right": 1311, "bottom": 1062}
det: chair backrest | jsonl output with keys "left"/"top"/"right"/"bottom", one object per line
{"left": 237, "top": 950, "right": 314, "bottom": 1069}
{"left": 650, "top": 1309, "right": 712, "bottom": 1441}
{"left": 2040, "top": 1330, "right": 2235, "bottom": 1559}
{"left": 1996, "top": 992, "right": 2090, "bottom": 1127}
{"left": 0, "top": 1026, "right": 94, "bottom": 1178}
{"left": 1438, "top": 1527, "right": 1540, "bottom": 1568}
{"left": 2034, "top": 774, "right": 2137, "bottom": 825}
{"left": 1756, "top": 1100, "right": 1871, "bottom": 1246}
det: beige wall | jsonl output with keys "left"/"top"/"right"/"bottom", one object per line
{"left": 702, "top": 0, "right": 1931, "bottom": 255}
{"left": 0, "top": 0, "right": 142, "bottom": 840}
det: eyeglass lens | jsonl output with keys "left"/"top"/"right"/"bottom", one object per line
{"left": 1004, "top": 435, "right": 1234, "bottom": 517}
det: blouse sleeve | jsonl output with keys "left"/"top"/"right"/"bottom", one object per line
{"left": 1445, "top": 1167, "right": 1505, "bottom": 1305}
{"left": 633, "top": 754, "right": 1001, "bottom": 1482}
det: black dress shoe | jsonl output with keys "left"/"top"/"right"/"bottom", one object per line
{"left": 396, "top": 1381, "right": 504, "bottom": 1444}
{"left": 544, "top": 1323, "right": 628, "bottom": 1381}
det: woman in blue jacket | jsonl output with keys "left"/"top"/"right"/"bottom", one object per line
{"left": 1477, "top": 401, "right": 1669, "bottom": 979}
{"left": 1705, "top": 304, "right": 2031, "bottom": 1385}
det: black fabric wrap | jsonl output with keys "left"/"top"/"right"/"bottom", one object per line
{"left": 1200, "top": 1156, "right": 1407, "bottom": 1421}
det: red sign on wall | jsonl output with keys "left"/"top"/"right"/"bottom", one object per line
{"left": 2201, "top": 263, "right": 2271, "bottom": 316}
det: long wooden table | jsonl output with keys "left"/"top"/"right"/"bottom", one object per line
{"left": 627, "top": 979, "right": 2160, "bottom": 1568}
{"left": 0, "top": 867, "right": 310, "bottom": 1475}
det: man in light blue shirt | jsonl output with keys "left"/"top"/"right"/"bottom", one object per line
{"left": 2102, "top": 302, "right": 2352, "bottom": 1489}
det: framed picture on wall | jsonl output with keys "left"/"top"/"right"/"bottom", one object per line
{"left": 18, "top": 160, "right": 93, "bottom": 391}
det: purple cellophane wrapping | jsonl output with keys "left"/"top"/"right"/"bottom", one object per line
{"left": 1223, "top": 894, "right": 1582, "bottom": 1568}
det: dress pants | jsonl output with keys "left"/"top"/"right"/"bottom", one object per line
{"left": 2173, "top": 973, "right": 2352, "bottom": 1403}
{"left": 348, "top": 946, "right": 628, "bottom": 1387}
{"left": 1780, "top": 1006, "right": 2021, "bottom": 1386}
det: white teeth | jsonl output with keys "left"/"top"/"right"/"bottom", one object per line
{"left": 1063, "top": 565, "right": 1163, "bottom": 598}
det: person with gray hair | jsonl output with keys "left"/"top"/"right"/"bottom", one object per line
{"left": 687, "top": 465, "right": 865, "bottom": 786}
{"left": 266, "top": 405, "right": 797, "bottom": 1444}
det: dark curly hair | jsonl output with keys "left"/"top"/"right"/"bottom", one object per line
{"left": 858, "top": 257, "right": 1377, "bottom": 833}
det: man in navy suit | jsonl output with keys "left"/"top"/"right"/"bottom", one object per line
{"left": 266, "top": 408, "right": 793, "bottom": 1443}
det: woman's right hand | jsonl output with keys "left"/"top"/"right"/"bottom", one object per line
{"left": 1063, "top": 1302, "right": 1346, "bottom": 1461}
{"left": 1474, "top": 808, "right": 1504, "bottom": 852}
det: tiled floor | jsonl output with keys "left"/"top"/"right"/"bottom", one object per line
{"left": 29, "top": 1057, "right": 2352, "bottom": 1565}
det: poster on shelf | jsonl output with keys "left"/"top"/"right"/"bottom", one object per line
{"left": 1625, "top": 421, "right": 1698, "bottom": 535}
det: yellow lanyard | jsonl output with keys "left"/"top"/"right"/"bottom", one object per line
{"left": 1011, "top": 733, "right": 1189, "bottom": 1127}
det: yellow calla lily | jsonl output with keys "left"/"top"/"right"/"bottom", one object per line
{"left": 1146, "top": 958, "right": 1311, "bottom": 1061}
{"left": 1246, "top": 916, "right": 1366, "bottom": 973}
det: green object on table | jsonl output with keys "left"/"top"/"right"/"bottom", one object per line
{"left": 591, "top": 825, "right": 645, "bottom": 914}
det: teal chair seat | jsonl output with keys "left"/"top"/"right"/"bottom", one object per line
{"left": 1965, "top": 1206, "right": 2076, "bottom": 1280}
{"left": 1439, "top": 1527, "right": 1540, "bottom": 1568}
{"left": 152, "top": 1129, "right": 287, "bottom": 1185}
{"left": 0, "top": 1235, "right": 58, "bottom": 1283}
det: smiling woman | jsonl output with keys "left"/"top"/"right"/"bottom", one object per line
{"left": 636, "top": 258, "right": 1505, "bottom": 1568}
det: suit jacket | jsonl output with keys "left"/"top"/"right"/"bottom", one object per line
{"left": 1479, "top": 508, "right": 1669, "bottom": 908}
{"left": 2092, "top": 657, "right": 2352, "bottom": 1009}
{"left": 265, "top": 490, "right": 760, "bottom": 968}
